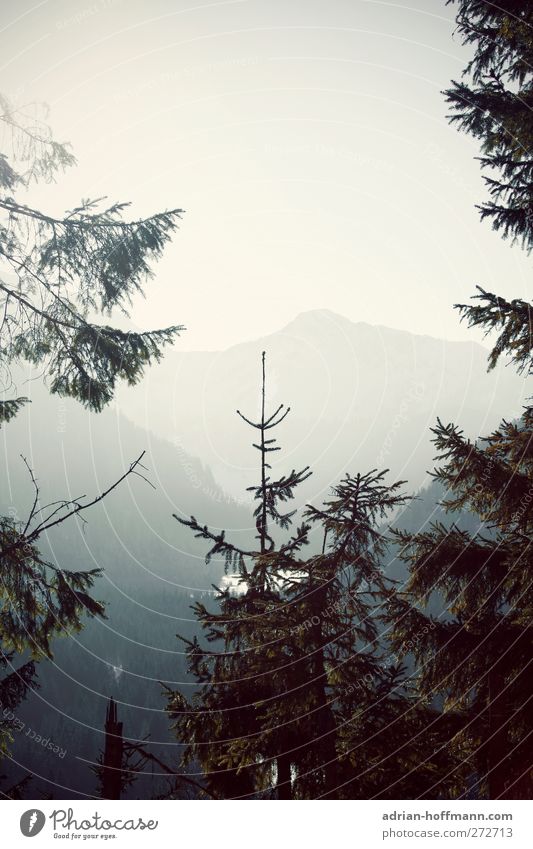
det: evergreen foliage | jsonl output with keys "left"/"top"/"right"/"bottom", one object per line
{"left": 387, "top": 0, "right": 533, "bottom": 799}
{"left": 0, "top": 452, "right": 151, "bottom": 758}
{"left": 0, "top": 95, "right": 183, "bottom": 762}
{"left": 0, "top": 396, "right": 29, "bottom": 426}
{"left": 167, "top": 355, "right": 463, "bottom": 799}
{"left": 0, "top": 93, "right": 184, "bottom": 413}
{"left": 445, "top": 1, "right": 533, "bottom": 248}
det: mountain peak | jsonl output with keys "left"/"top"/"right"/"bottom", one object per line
{"left": 280, "top": 308, "right": 368, "bottom": 334}
{"left": 278, "top": 308, "right": 487, "bottom": 351}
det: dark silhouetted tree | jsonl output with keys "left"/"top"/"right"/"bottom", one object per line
{"left": 0, "top": 94, "right": 183, "bottom": 416}
{"left": 0, "top": 94, "right": 184, "bottom": 760}
{"left": 167, "top": 355, "right": 461, "bottom": 798}
{"left": 167, "top": 352, "right": 312, "bottom": 799}
{"left": 445, "top": 1, "right": 533, "bottom": 249}
{"left": 287, "top": 472, "right": 463, "bottom": 799}
{"left": 388, "top": 1, "right": 533, "bottom": 799}
{"left": 0, "top": 452, "right": 151, "bottom": 758}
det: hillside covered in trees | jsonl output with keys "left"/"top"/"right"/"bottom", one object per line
{"left": 0, "top": 0, "right": 531, "bottom": 803}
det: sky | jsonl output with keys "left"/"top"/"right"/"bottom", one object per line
{"left": 1, "top": 0, "right": 531, "bottom": 351}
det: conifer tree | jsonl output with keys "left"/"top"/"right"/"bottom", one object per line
{"left": 0, "top": 93, "right": 183, "bottom": 417}
{"left": 269, "top": 470, "right": 407, "bottom": 798}
{"left": 388, "top": 361, "right": 532, "bottom": 798}
{"left": 167, "top": 352, "right": 312, "bottom": 799}
{"left": 445, "top": 1, "right": 533, "bottom": 249}
{"left": 0, "top": 94, "right": 184, "bottom": 759}
{"left": 386, "top": 1, "right": 533, "bottom": 799}
{"left": 0, "top": 452, "right": 151, "bottom": 759}
{"left": 167, "top": 356, "right": 458, "bottom": 798}
{"left": 288, "top": 473, "right": 463, "bottom": 799}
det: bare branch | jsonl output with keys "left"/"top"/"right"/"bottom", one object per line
{"left": 122, "top": 741, "right": 218, "bottom": 799}
{"left": 20, "top": 455, "right": 39, "bottom": 535}
{"left": 1, "top": 452, "right": 151, "bottom": 560}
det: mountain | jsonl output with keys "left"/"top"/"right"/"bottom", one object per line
{"left": 1, "top": 378, "right": 251, "bottom": 798}
{"left": 1, "top": 310, "right": 525, "bottom": 797}
{"left": 2, "top": 376, "right": 253, "bottom": 591}
{"left": 118, "top": 309, "right": 527, "bottom": 514}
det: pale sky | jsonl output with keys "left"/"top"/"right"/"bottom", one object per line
{"left": 1, "top": 0, "right": 531, "bottom": 350}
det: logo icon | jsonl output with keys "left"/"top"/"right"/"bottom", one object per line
{"left": 20, "top": 810, "right": 46, "bottom": 837}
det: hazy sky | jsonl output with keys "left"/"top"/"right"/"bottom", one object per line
{"left": 2, "top": 0, "right": 531, "bottom": 350}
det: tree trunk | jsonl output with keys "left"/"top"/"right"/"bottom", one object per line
{"left": 102, "top": 697, "right": 123, "bottom": 800}
{"left": 313, "top": 644, "right": 338, "bottom": 795}
{"left": 277, "top": 753, "right": 292, "bottom": 799}
{"left": 487, "top": 666, "right": 508, "bottom": 799}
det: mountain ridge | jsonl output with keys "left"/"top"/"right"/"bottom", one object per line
{"left": 117, "top": 308, "right": 526, "bottom": 507}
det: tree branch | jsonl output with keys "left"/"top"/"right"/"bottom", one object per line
{"left": 1, "top": 452, "right": 151, "bottom": 560}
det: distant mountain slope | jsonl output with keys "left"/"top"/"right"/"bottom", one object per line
{"left": 1, "top": 309, "right": 525, "bottom": 797}
{"left": 2, "top": 376, "right": 253, "bottom": 591}
{"left": 1, "top": 377, "right": 251, "bottom": 798}
{"left": 118, "top": 309, "right": 527, "bottom": 512}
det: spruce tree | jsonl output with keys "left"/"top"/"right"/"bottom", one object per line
{"left": 0, "top": 93, "right": 183, "bottom": 417}
{"left": 0, "top": 94, "right": 184, "bottom": 759}
{"left": 0, "top": 451, "right": 153, "bottom": 760}
{"left": 275, "top": 470, "right": 465, "bottom": 800}
{"left": 445, "top": 1, "right": 533, "bottom": 249}
{"left": 273, "top": 470, "right": 406, "bottom": 798}
{"left": 389, "top": 366, "right": 532, "bottom": 798}
{"left": 167, "top": 355, "right": 457, "bottom": 798}
{"left": 386, "top": 1, "right": 533, "bottom": 799}
{"left": 167, "top": 352, "right": 312, "bottom": 799}
{"left": 291, "top": 474, "right": 463, "bottom": 799}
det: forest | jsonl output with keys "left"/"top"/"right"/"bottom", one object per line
{"left": 0, "top": 0, "right": 531, "bottom": 801}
